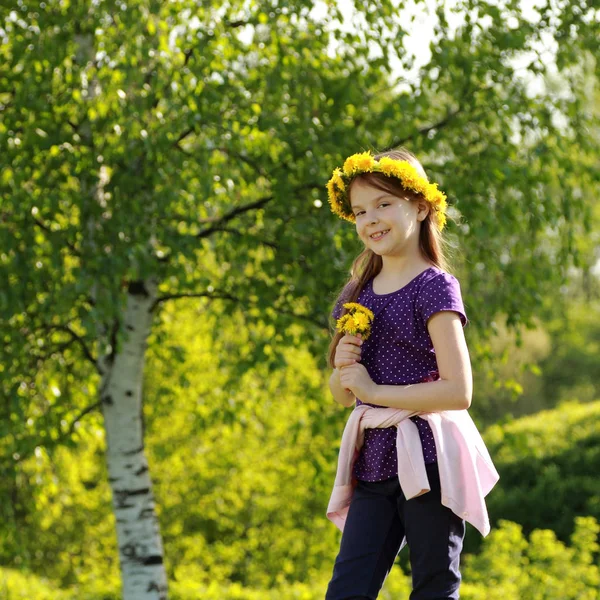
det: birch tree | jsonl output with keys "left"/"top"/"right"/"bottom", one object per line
{"left": 1, "top": 0, "right": 598, "bottom": 598}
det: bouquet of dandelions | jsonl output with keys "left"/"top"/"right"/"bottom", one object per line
{"left": 336, "top": 302, "right": 374, "bottom": 341}
{"left": 336, "top": 303, "right": 374, "bottom": 393}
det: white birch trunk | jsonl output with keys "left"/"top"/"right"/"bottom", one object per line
{"left": 75, "top": 26, "right": 168, "bottom": 599}
{"left": 99, "top": 278, "right": 168, "bottom": 599}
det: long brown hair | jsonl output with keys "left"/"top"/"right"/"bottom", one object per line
{"left": 326, "top": 147, "right": 456, "bottom": 369}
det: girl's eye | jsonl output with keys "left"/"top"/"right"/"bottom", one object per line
{"left": 355, "top": 203, "right": 389, "bottom": 217}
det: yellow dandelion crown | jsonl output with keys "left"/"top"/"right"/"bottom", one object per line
{"left": 326, "top": 151, "right": 448, "bottom": 231}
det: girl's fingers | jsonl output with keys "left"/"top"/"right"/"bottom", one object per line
{"left": 342, "top": 334, "right": 363, "bottom": 347}
{"left": 341, "top": 344, "right": 361, "bottom": 356}
{"left": 337, "top": 359, "right": 354, "bottom": 369}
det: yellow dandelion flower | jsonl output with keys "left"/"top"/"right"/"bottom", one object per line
{"left": 336, "top": 301, "right": 374, "bottom": 340}
{"left": 352, "top": 312, "right": 370, "bottom": 329}
{"left": 332, "top": 168, "right": 345, "bottom": 191}
{"left": 377, "top": 156, "right": 397, "bottom": 176}
{"left": 343, "top": 152, "right": 374, "bottom": 176}
{"left": 342, "top": 155, "right": 358, "bottom": 177}
{"left": 336, "top": 314, "right": 352, "bottom": 330}
{"left": 356, "top": 153, "right": 375, "bottom": 171}
{"left": 342, "top": 302, "right": 374, "bottom": 319}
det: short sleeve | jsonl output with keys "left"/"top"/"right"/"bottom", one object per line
{"left": 330, "top": 282, "right": 355, "bottom": 322}
{"left": 417, "top": 272, "right": 468, "bottom": 328}
{"left": 332, "top": 297, "right": 344, "bottom": 321}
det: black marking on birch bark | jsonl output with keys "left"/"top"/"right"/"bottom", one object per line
{"left": 114, "top": 490, "right": 136, "bottom": 508}
{"left": 126, "top": 324, "right": 135, "bottom": 331}
{"left": 114, "top": 487, "right": 150, "bottom": 499}
{"left": 125, "top": 390, "right": 133, "bottom": 396}
{"left": 122, "top": 542, "right": 157, "bottom": 564}
{"left": 128, "top": 280, "right": 150, "bottom": 297}
{"left": 135, "top": 465, "right": 149, "bottom": 476}
{"left": 109, "top": 477, "right": 120, "bottom": 483}
{"left": 127, "top": 487, "right": 150, "bottom": 496}
{"left": 139, "top": 507, "right": 155, "bottom": 520}
{"left": 102, "top": 394, "right": 114, "bottom": 405}
{"left": 146, "top": 581, "right": 168, "bottom": 594}
{"left": 124, "top": 446, "right": 144, "bottom": 456}
{"left": 121, "top": 542, "right": 140, "bottom": 557}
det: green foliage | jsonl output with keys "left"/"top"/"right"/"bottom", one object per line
{"left": 461, "top": 518, "right": 600, "bottom": 600}
{"left": 0, "top": 428, "right": 120, "bottom": 587}
{"left": 144, "top": 300, "right": 344, "bottom": 588}
{"left": 483, "top": 400, "right": 600, "bottom": 543}
{"left": 0, "top": 567, "right": 118, "bottom": 600}
{"left": 1, "top": 0, "right": 599, "bottom": 401}
{"left": 538, "top": 301, "right": 600, "bottom": 407}
{"left": 1, "top": 299, "right": 344, "bottom": 587}
{"left": 4, "top": 300, "right": 599, "bottom": 596}
{"left": 466, "top": 299, "right": 600, "bottom": 424}
{"left": 0, "top": 568, "right": 71, "bottom": 600}
{"left": 3, "top": 517, "right": 598, "bottom": 599}
{"left": 468, "top": 317, "right": 552, "bottom": 423}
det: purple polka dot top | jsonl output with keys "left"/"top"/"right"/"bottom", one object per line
{"left": 332, "top": 267, "right": 468, "bottom": 482}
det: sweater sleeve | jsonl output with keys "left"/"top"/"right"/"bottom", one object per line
{"left": 416, "top": 272, "right": 468, "bottom": 328}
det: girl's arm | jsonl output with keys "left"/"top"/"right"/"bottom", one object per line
{"left": 329, "top": 368, "right": 356, "bottom": 408}
{"left": 372, "top": 311, "right": 472, "bottom": 411}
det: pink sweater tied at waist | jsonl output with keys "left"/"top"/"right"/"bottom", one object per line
{"left": 326, "top": 404, "right": 500, "bottom": 538}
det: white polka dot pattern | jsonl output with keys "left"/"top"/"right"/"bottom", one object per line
{"left": 331, "top": 267, "right": 468, "bottom": 482}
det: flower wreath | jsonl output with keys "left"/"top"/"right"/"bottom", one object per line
{"left": 326, "top": 151, "right": 448, "bottom": 231}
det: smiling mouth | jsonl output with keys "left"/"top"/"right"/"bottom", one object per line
{"left": 370, "top": 229, "right": 390, "bottom": 240}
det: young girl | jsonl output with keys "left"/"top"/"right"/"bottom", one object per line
{"left": 323, "top": 147, "right": 499, "bottom": 600}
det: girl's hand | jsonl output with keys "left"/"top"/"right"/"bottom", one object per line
{"left": 338, "top": 362, "right": 377, "bottom": 404}
{"left": 334, "top": 333, "right": 363, "bottom": 369}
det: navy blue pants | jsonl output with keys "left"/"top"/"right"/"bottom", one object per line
{"left": 325, "top": 462, "right": 465, "bottom": 600}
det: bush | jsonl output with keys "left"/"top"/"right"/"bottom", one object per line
{"left": 0, "top": 568, "right": 70, "bottom": 600}
{"left": 461, "top": 517, "right": 600, "bottom": 600}
{"left": 5, "top": 517, "right": 598, "bottom": 599}
{"left": 482, "top": 400, "right": 600, "bottom": 544}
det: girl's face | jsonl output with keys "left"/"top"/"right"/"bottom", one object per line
{"left": 349, "top": 181, "right": 429, "bottom": 256}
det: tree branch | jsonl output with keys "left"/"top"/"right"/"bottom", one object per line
{"left": 65, "top": 400, "right": 102, "bottom": 438}
{"left": 199, "top": 225, "right": 278, "bottom": 249}
{"left": 4, "top": 398, "right": 102, "bottom": 471}
{"left": 388, "top": 81, "right": 488, "bottom": 148}
{"left": 390, "top": 106, "right": 463, "bottom": 147}
{"left": 174, "top": 127, "right": 195, "bottom": 147}
{"left": 225, "top": 19, "right": 250, "bottom": 28}
{"left": 32, "top": 216, "right": 81, "bottom": 256}
{"left": 42, "top": 323, "right": 101, "bottom": 374}
{"left": 216, "top": 147, "right": 268, "bottom": 178}
{"left": 151, "top": 289, "right": 325, "bottom": 329}
{"left": 196, "top": 195, "right": 274, "bottom": 238}
{"left": 195, "top": 181, "right": 321, "bottom": 239}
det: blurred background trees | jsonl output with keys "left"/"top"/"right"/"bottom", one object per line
{"left": 1, "top": 0, "right": 598, "bottom": 597}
